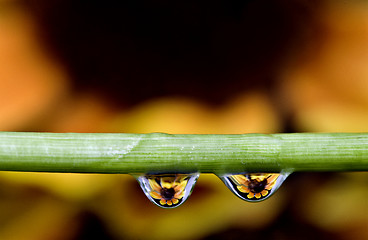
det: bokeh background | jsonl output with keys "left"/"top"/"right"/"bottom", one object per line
{"left": 0, "top": 0, "right": 367, "bottom": 239}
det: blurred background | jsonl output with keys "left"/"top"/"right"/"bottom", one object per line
{"left": 0, "top": 0, "right": 367, "bottom": 239}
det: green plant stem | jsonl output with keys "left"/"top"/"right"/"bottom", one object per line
{"left": 0, "top": 132, "right": 366, "bottom": 174}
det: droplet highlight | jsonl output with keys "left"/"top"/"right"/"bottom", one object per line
{"left": 219, "top": 172, "right": 290, "bottom": 202}
{"left": 137, "top": 173, "right": 199, "bottom": 208}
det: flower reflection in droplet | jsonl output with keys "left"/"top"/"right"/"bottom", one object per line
{"left": 137, "top": 173, "right": 199, "bottom": 208}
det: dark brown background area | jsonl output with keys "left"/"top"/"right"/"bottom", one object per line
{"left": 24, "top": 0, "right": 317, "bottom": 106}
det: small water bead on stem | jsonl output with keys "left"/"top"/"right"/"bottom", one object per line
{"left": 219, "top": 172, "right": 290, "bottom": 202}
{"left": 137, "top": 173, "right": 199, "bottom": 208}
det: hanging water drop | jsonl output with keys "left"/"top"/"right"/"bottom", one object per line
{"left": 219, "top": 172, "right": 290, "bottom": 202}
{"left": 137, "top": 173, "right": 199, "bottom": 208}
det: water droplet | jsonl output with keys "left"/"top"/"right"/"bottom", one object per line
{"left": 137, "top": 173, "right": 199, "bottom": 208}
{"left": 219, "top": 172, "right": 290, "bottom": 202}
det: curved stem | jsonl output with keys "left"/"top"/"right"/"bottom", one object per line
{"left": 0, "top": 132, "right": 366, "bottom": 174}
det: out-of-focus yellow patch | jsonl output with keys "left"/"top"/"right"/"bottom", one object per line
{"left": 299, "top": 172, "right": 368, "bottom": 234}
{"left": 109, "top": 91, "right": 281, "bottom": 134}
{"left": 0, "top": 197, "right": 78, "bottom": 240}
{"left": 0, "top": 172, "right": 117, "bottom": 201}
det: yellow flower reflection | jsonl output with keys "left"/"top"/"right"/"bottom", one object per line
{"left": 148, "top": 175, "right": 188, "bottom": 206}
{"left": 230, "top": 174, "right": 279, "bottom": 199}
